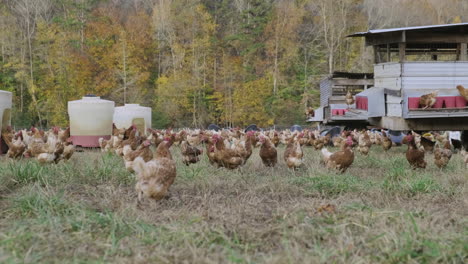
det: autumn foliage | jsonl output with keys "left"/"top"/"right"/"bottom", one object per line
{"left": 0, "top": 0, "right": 466, "bottom": 128}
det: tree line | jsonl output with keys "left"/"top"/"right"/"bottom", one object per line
{"left": 0, "top": 0, "right": 466, "bottom": 128}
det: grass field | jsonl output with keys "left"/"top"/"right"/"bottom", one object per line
{"left": 0, "top": 145, "right": 467, "bottom": 263}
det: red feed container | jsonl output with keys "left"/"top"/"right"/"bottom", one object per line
{"left": 442, "top": 96, "right": 456, "bottom": 108}
{"left": 408, "top": 97, "right": 420, "bottom": 109}
{"left": 455, "top": 96, "right": 467, "bottom": 108}
{"left": 432, "top": 97, "right": 444, "bottom": 109}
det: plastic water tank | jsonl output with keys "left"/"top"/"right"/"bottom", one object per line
{"left": 0, "top": 90, "right": 12, "bottom": 132}
{"left": 113, "top": 104, "right": 151, "bottom": 135}
{"left": 0, "top": 90, "right": 12, "bottom": 154}
{"left": 68, "top": 95, "right": 115, "bottom": 147}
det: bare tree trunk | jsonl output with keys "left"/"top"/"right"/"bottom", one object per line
{"left": 122, "top": 35, "right": 127, "bottom": 104}
{"left": 26, "top": 13, "right": 42, "bottom": 124}
{"left": 20, "top": 38, "right": 26, "bottom": 113}
{"left": 213, "top": 57, "right": 216, "bottom": 91}
{"left": 170, "top": 46, "right": 176, "bottom": 77}
{"left": 273, "top": 7, "right": 280, "bottom": 95}
{"left": 273, "top": 35, "right": 278, "bottom": 95}
{"left": 80, "top": 0, "right": 85, "bottom": 52}
{"left": 1, "top": 34, "right": 4, "bottom": 63}
{"left": 222, "top": 51, "right": 228, "bottom": 127}
{"left": 158, "top": 48, "right": 161, "bottom": 78}
{"left": 303, "top": 49, "right": 308, "bottom": 108}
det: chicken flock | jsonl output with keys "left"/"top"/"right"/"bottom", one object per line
{"left": 1, "top": 126, "right": 74, "bottom": 163}
{"left": 96, "top": 125, "right": 468, "bottom": 203}
{"left": 2, "top": 124, "right": 468, "bottom": 204}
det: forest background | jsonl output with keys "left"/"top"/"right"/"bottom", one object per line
{"left": 1, "top": 0, "right": 467, "bottom": 128}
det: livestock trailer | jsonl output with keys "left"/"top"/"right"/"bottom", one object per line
{"left": 311, "top": 23, "right": 468, "bottom": 131}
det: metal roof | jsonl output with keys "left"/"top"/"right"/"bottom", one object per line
{"left": 348, "top": 23, "right": 468, "bottom": 37}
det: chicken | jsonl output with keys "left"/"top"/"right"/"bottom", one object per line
{"left": 456, "top": 85, "right": 468, "bottom": 101}
{"left": 112, "top": 134, "right": 124, "bottom": 151}
{"left": 434, "top": 132, "right": 448, "bottom": 145}
{"left": 299, "top": 133, "right": 309, "bottom": 146}
{"left": 112, "top": 123, "right": 125, "bottom": 136}
{"left": 419, "top": 133, "right": 436, "bottom": 152}
{"left": 98, "top": 137, "right": 113, "bottom": 152}
{"left": 123, "top": 125, "right": 136, "bottom": 140}
{"left": 205, "top": 136, "right": 218, "bottom": 166}
{"left": 259, "top": 134, "right": 277, "bottom": 167}
{"left": 123, "top": 140, "right": 153, "bottom": 172}
{"left": 270, "top": 131, "right": 280, "bottom": 147}
{"left": 305, "top": 107, "right": 315, "bottom": 118}
{"left": 433, "top": 141, "right": 452, "bottom": 169}
{"left": 37, "top": 141, "right": 64, "bottom": 164}
{"left": 180, "top": 140, "right": 202, "bottom": 166}
{"left": 119, "top": 127, "right": 143, "bottom": 154}
{"left": 1, "top": 125, "right": 14, "bottom": 151}
{"left": 357, "top": 131, "right": 372, "bottom": 155}
{"left": 186, "top": 130, "right": 202, "bottom": 146}
{"left": 61, "top": 143, "right": 75, "bottom": 161}
{"left": 133, "top": 138, "right": 176, "bottom": 203}
{"left": 332, "top": 136, "right": 344, "bottom": 147}
{"left": 212, "top": 134, "right": 244, "bottom": 169}
{"left": 148, "top": 130, "right": 164, "bottom": 147}
{"left": 321, "top": 136, "right": 354, "bottom": 173}
{"left": 284, "top": 135, "right": 303, "bottom": 169}
{"left": 313, "top": 135, "right": 328, "bottom": 150}
{"left": 381, "top": 131, "right": 392, "bottom": 152}
{"left": 6, "top": 131, "right": 27, "bottom": 159}
{"left": 460, "top": 149, "right": 468, "bottom": 169}
{"left": 235, "top": 131, "right": 255, "bottom": 163}
{"left": 419, "top": 91, "right": 438, "bottom": 109}
{"left": 173, "top": 130, "right": 186, "bottom": 146}
{"left": 58, "top": 127, "right": 70, "bottom": 143}
{"left": 404, "top": 134, "right": 426, "bottom": 169}
{"left": 24, "top": 129, "right": 48, "bottom": 158}
{"left": 345, "top": 90, "right": 354, "bottom": 108}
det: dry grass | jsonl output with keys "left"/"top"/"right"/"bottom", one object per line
{"left": 0, "top": 145, "right": 467, "bottom": 263}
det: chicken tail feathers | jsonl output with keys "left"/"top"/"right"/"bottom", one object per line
{"left": 37, "top": 153, "right": 56, "bottom": 164}
{"left": 321, "top": 148, "right": 332, "bottom": 160}
{"left": 132, "top": 157, "right": 146, "bottom": 175}
{"left": 98, "top": 137, "right": 106, "bottom": 148}
{"left": 123, "top": 145, "right": 133, "bottom": 159}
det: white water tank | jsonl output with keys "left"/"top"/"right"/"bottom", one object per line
{"left": 68, "top": 95, "right": 114, "bottom": 147}
{"left": 0, "top": 90, "right": 12, "bottom": 132}
{"left": 0, "top": 90, "right": 12, "bottom": 154}
{"left": 113, "top": 104, "right": 152, "bottom": 135}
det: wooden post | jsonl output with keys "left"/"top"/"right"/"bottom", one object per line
{"left": 399, "top": 42, "right": 406, "bottom": 62}
{"left": 460, "top": 43, "right": 467, "bottom": 61}
{"left": 373, "top": 46, "right": 379, "bottom": 64}
{"left": 386, "top": 44, "right": 390, "bottom": 62}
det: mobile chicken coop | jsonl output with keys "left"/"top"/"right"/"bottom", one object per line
{"left": 308, "top": 71, "right": 374, "bottom": 126}
{"left": 310, "top": 23, "right": 468, "bottom": 131}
